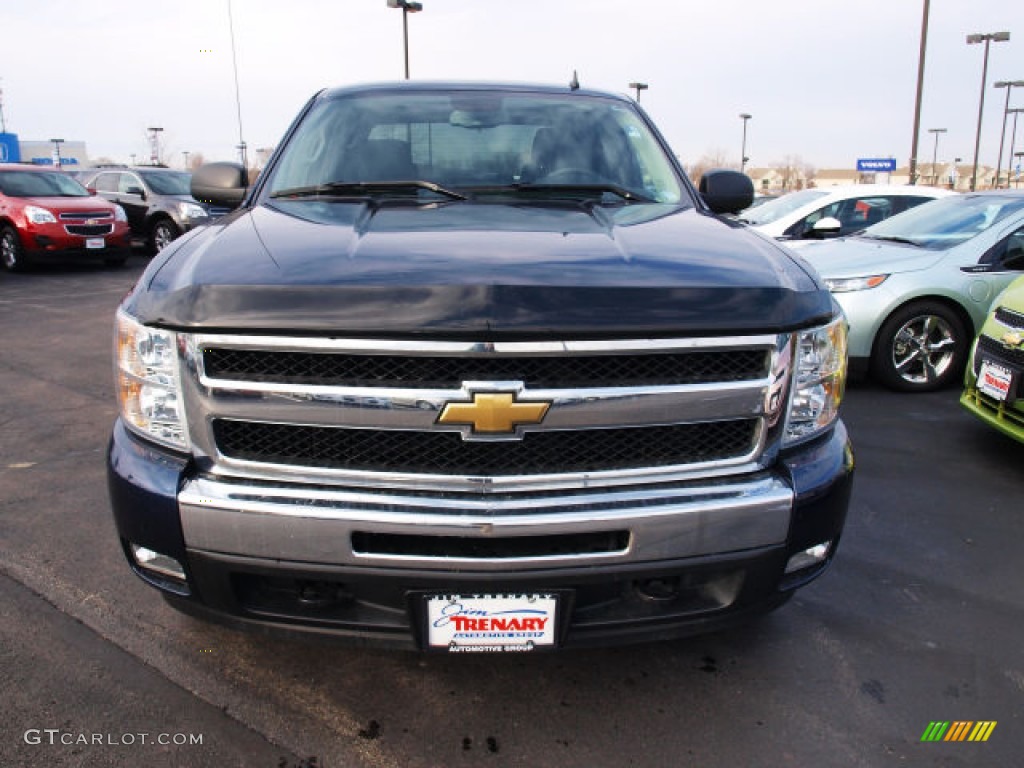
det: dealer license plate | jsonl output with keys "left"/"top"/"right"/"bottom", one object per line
{"left": 86, "top": 237, "right": 105, "bottom": 250}
{"left": 425, "top": 593, "right": 558, "bottom": 652}
{"left": 978, "top": 360, "right": 1015, "bottom": 402}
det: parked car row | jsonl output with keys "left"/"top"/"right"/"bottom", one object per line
{"left": 0, "top": 162, "right": 231, "bottom": 272}
{"left": 0, "top": 163, "right": 132, "bottom": 270}
{"left": 76, "top": 166, "right": 229, "bottom": 254}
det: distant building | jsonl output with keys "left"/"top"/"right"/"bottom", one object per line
{"left": 15, "top": 139, "right": 89, "bottom": 168}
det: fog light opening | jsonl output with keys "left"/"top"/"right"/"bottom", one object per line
{"left": 130, "top": 543, "right": 187, "bottom": 582}
{"left": 634, "top": 576, "right": 682, "bottom": 602}
{"left": 785, "top": 541, "right": 831, "bottom": 575}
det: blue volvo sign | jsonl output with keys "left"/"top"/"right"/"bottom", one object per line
{"left": 0, "top": 132, "right": 21, "bottom": 163}
{"left": 857, "top": 158, "right": 897, "bottom": 173}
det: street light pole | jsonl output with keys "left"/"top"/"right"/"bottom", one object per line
{"left": 739, "top": 113, "right": 752, "bottom": 173}
{"left": 1008, "top": 109, "right": 1024, "bottom": 190}
{"left": 49, "top": 138, "right": 64, "bottom": 169}
{"left": 927, "top": 128, "right": 946, "bottom": 185}
{"left": 387, "top": 0, "right": 423, "bottom": 80}
{"left": 628, "top": 82, "right": 648, "bottom": 102}
{"left": 147, "top": 126, "right": 163, "bottom": 165}
{"left": 967, "top": 31, "right": 1010, "bottom": 191}
{"left": 909, "top": 0, "right": 931, "bottom": 185}
{"left": 993, "top": 81, "right": 1024, "bottom": 188}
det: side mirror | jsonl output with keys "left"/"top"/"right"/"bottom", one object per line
{"left": 809, "top": 216, "right": 842, "bottom": 239}
{"left": 191, "top": 162, "right": 249, "bottom": 210}
{"left": 86, "top": 187, "right": 97, "bottom": 196}
{"left": 699, "top": 169, "right": 754, "bottom": 215}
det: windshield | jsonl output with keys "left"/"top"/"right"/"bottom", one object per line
{"left": 0, "top": 170, "right": 90, "bottom": 198}
{"left": 860, "top": 194, "right": 1024, "bottom": 250}
{"left": 266, "top": 89, "right": 685, "bottom": 204}
{"left": 740, "top": 188, "right": 829, "bottom": 225}
{"left": 139, "top": 170, "right": 192, "bottom": 196}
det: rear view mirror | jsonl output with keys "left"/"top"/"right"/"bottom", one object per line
{"left": 191, "top": 162, "right": 248, "bottom": 210}
{"left": 699, "top": 169, "right": 754, "bottom": 215}
{"left": 809, "top": 216, "right": 842, "bottom": 239}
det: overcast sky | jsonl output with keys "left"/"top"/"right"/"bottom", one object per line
{"left": 0, "top": 0, "right": 1021, "bottom": 172}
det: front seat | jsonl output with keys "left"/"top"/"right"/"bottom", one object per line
{"left": 353, "top": 139, "right": 416, "bottom": 181}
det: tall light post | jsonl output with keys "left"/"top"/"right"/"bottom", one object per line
{"left": 183, "top": 150, "right": 190, "bottom": 170}
{"left": 967, "top": 31, "right": 1010, "bottom": 191}
{"left": 927, "top": 128, "right": 946, "bottom": 185}
{"left": 1008, "top": 108, "right": 1024, "bottom": 190}
{"left": 739, "top": 113, "right": 752, "bottom": 173}
{"left": 387, "top": 0, "right": 423, "bottom": 80}
{"left": 628, "top": 82, "right": 648, "bottom": 102}
{"left": 994, "top": 81, "right": 1024, "bottom": 187}
{"left": 909, "top": 0, "right": 931, "bottom": 185}
{"left": 147, "top": 126, "right": 163, "bottom": 165}
{"left": 49, "top": 138, "right": 64, "bottom": 169}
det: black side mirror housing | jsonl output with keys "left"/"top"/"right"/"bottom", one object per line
{"left": 699, "top": 169, "right": 754, "bottom": 215}
{"left": 191, "top": 162, "right": 249, "bottom": 210}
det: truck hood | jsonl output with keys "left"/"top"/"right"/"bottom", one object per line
{"left": 131, "top": 200, "right": 834, "bottom": 337}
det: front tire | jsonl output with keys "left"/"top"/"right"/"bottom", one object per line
{"left": 1, "top": 226, "right": 31, "bottom": 272}
{"left": 871, "top": 301, "right": 968, "bottom": 392}
{"left": 149, "top": 219, "right": 180, "bottom": 254}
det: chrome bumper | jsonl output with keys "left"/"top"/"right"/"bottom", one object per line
{"left": 180, "top": 472, "right": 793, "bottom": 571}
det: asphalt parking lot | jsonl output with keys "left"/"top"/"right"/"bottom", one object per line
{"left": 1, "top": 256, "right": 1023, "bottom": 767}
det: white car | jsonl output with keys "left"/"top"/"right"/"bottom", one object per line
{"left": 739, "top": 184, "right": 955, "bottom": 242}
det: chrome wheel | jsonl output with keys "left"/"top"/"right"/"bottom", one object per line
{"left": 151, "top": 220, "right": 179, "bottom": 253}
{"left": 890, "top": 314, "right": 956, "bottom": 385}
{"left": 1, "top": 227, "right": 25, "bottom": 271}
{"left": 872, "top": 301, "right": 967, "bottom": 392}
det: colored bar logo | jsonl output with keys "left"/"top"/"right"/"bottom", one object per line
{"left": 921, "top": 721, "right": 997, "bottom": 742}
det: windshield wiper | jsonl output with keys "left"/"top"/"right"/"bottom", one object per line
{"left": 270, "top": 180, "right": 467, "bottom": 201}
{"left": 860, "top": 234, "right": 921, "bottom": 247}
{"left": 480, "top": 183, "right": 655, "bottom": 203}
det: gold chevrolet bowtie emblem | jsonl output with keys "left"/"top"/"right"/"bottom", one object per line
{"left": 438, "top": 392, "right": 550, "bottom": 434}
{"left": 1002, "top": 330, "right": 1023, "bottom": 348}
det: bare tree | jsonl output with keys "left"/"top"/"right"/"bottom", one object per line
{"left": 686, "top": 149, "right": 733, "bottom": 186}
{"left": 773, "top": 154, "right": 815, "bottom": 192}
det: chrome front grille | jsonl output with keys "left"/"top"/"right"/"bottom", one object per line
{"left": 59, "top": 211, "right": 113, "bottom": 220}
{"left": 182, "top": 334, "right": 791, "bottom": 492}
{"left": 202, "top": 347, "right": 770, "bottom": 388}
{"left": 212, "top": 418, "right": 759, "bottom": 475}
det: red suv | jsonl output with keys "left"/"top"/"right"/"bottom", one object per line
{"left": 0, "top": 164, "right": 132, "bottom": 271}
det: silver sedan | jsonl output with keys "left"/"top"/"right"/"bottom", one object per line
{"left": 798, "top": 191, "right": 1024, "bottom": 392}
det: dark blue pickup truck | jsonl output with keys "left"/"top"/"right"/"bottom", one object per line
{"left": 108, "top": 81, "right": 853, "bottom": 651}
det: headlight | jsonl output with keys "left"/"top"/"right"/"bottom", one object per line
{"left": 178, "top": 202, "right": 208, "bottom": 220}
{"left": 824, "top": 274, "right": 888, "bottom": 293}
{"left": 114, "top": 309, "right": 189, "bottom": 450}
{"left": 25, "top": 205, "right": 57, "bottom": 224}
{"left": 113, "top": 204, "right": 128, "bottom": 222}
{"left": 784, "top": 315, "right": 847, "bottom": 446}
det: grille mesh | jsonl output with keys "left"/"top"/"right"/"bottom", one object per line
{"left": 994, "top": 307, "right": 1024, "bottom": 331}
{"left": 213, "top": 418, "right": 758, "bottom": 475}
{"left": 65, "top": 224, "right": 113, "bottom": 236}
{"left": 975, "top": 334, "right": 1024, "bottom": 373}
{"left": 203, "top": 348, "right": 770, "bottom": 388}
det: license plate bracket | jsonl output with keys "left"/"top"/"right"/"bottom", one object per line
{"left": 977, "top": 358, "right": 1017, "bottom": 402}
{"left": 422, "top": 593, "right": 562, "bottom": 652}
{"left": 85, "top": 237, "right": 105, "bottom": 250}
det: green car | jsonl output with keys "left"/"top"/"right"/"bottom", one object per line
{"left": 962, "top": 274, "right": 1024, "bottom": 442}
